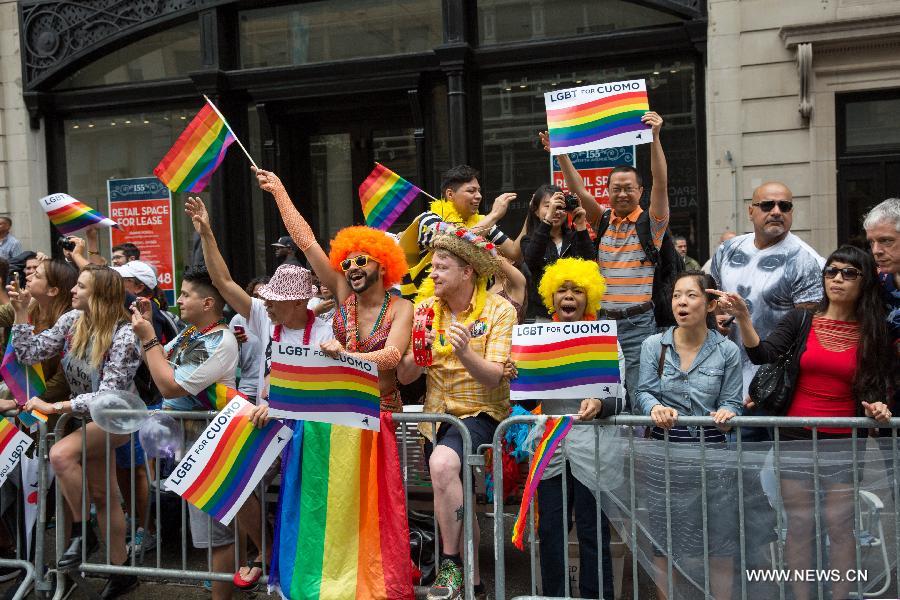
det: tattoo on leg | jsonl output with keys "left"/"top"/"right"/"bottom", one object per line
{"left": 455, "top": 505, "right": 464, "bottom": 522}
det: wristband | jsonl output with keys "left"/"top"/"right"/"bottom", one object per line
{"left": 412, "top": 305, "right": 435, "bottom": 367}
{"left": 142, "top": 338, "right": 160, "bottom": 351}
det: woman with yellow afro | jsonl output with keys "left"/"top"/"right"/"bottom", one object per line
{"left": 537, "top": 257, "right": 607, "bottom": 320}
{"left": 531, "top": 256, "right": 624, "bottom": 599}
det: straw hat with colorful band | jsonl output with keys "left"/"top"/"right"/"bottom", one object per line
{"left": 256, "top": 263, "right": 318, "bottom": 301}
{"left": 429, "top": 222, "right": 500, "bottom": 279}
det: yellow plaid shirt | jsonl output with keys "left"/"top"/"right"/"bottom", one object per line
{"left": 416, "top": 292, "right": 516, "bottom": 440}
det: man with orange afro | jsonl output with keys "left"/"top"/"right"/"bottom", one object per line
{"left": 254, "top": 168, "right": 413, "bottom": 411}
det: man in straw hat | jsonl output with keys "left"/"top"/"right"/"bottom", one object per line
{"left": 398, "top": 223, "right": 516, "bottom": 600}
{"left": 185, "top": 196, "right": 334, "bottom": 589}
{"left": 253, "top": 168, "right": 414, "bottom": 412}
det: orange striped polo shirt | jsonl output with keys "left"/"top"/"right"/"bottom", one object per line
{"left": 597, "top": 206, "right": 668, "bottom": 309}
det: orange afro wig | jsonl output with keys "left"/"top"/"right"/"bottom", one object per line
{"left": 328, "top": 226, "right": 408, "bottom": 289}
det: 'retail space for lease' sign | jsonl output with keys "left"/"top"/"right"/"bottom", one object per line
{"left": 510, "top": 321, "right": 620, "bottom": 401}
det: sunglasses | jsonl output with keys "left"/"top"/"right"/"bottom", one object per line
{"left": 752, "top": 200, "right": 793, "bottom": 213}
{"left": 340, "top": 255, "right": 372, "bottom": 271}
{"left": 823, "top": 266, "right": 861, "bottom": 281}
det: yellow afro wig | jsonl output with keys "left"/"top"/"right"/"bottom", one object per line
{"left": 538, "top": 258, "right": 607, "bottom": 319}
{"left": 328, "top": 226, "right": 409, "bottom": 289}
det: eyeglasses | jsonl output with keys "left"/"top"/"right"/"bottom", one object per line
{"left": 752, "top": 200, "right": 793, "bottom": 213}
{"left": 823, "top": 266, "right": 861, "bottom": 281}
{"left": 610, "top": 187, "right": 639, "bottom": 195}
{"left": 340, "top": 255, "right": 372, "bottom": 271}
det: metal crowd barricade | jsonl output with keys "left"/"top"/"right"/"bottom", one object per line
{"left": 28, "top": 409, "right": 477, "bottom": 600}
{"left": 492, "top": 414, "right": 900, "bottom": 600}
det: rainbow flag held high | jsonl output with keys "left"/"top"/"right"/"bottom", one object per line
{"left": 544, "top": 79, "right": 651, "bottom": 155}
{"left": 0, "top": 418, "right": 34, "bottom": 488}
{"left": 510, "top": 321, "right": 620, "bottom": 401}
{"left": 268, "top": 344, "right": 381, "bottom": 431}
{"left": 0, "top": 337, "right": 45, "bottom": 406}
{"left": 269, "top": 414, "right": 414, "bottom": 600}
{"left": 359, "top": 163, "right": 424, "bottom": 231}
{"left": 198, "top": 382, "right": 245, "bottom": 411}
{"left": 38, "top": 193, "right": 118, "bottom": 236}
{"left": 512, "top": 416, "right": 574, "bottom": 550}
{"left": 165, "top": 397, "right": 290, "bottom": 524}
{"left": 154, "top": 101, "right": 237, "bottom": 193}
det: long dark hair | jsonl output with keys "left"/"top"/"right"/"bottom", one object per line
{"left": 524, "top": 184, "right": 564, "bottom": 236}
{"left": 671, "top": 270, "right": 719, "bottom": 329}
{"left": 818, "top": 245, "right": 893, "bottom": 407}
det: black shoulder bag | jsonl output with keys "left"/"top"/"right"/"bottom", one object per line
{"left": 748, "top": 311, "right": 810, "bottom": 415}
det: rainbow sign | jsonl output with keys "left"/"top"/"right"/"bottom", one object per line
{"left": 268, "top": 344, "right": 381, "bottom": 431}
{"left": 165, "top": 398, "right": 290, "bottom": 524}
{"left": 39, "top": 193, "right": 118, "bottom": 235}
{"left": 545, "top": 79, "right": 651, "bottom": 155}
{"left": 510, "top": 321, "right": 620, "bottom": 401}
{"left": 0, "top": 418, "right": 33, "bottom": 488}
{"left": 512, "top": 416, "right": 574, "bottom": 550}
{"left": 359, "top": 163, "right": 423, "bottom": 231}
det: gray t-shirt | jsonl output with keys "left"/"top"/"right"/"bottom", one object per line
{"left": 711, "top": 232, "right": 825, "bottom": 396}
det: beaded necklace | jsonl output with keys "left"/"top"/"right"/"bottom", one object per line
{"left": 346, "top": 293, "right": 392, "bottom": 352}
{"left": 167, "top": 319, "right": 226, "bottom": 360}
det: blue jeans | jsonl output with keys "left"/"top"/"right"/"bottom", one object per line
{"left": 616, "top": 310, "right": 656, "bottom": 411}
{"left": 537, "top": 465, "right": 614, "bottom": 599}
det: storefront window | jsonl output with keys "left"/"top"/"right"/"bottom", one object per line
{"left": 480, "top": 62, "right": 701, "bottom": 253}
{"left": 64, "top": 109, "right": 202, "bottom": 280}
{"left": 239, "top": 0, "right": 441, "bottom": 68}
{"left": 55, "top": 20, "right": 200, "bottom": 89}
{"left": 477, "top": 0, "right": 680, "bottom": 45}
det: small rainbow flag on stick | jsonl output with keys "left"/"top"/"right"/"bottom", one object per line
{"left": 165, "top": 397, "right": 290, "bottom": 524}
{"left": 512, "top": 416, "right": 574, "bottom": 550}
{"left": 359, "top": 163, "right": 431, "bottom": 231}
{"left": 39, "top": 193, "right": 118, "bottom": 235}
{"left": 0, "top": 418, "right": 33, "bottom": 488}
{"left": 198, "top": 382, "right": 245, "bottom": 411}
{"left": 154, "top": 96, "right": 257, "bottom": 194}
{"left": 269, "top": 415, "right": 414, "bottom": 599}
{"left": 267, "top": 344, "right": 381, "bottom": 431}
{"left": 510, "top": 322, "right": 620, "bottom": 400}
{"left": 545, "top": 79, "right": 651, "bottom": 155}
{"left": 0, "top": 337, "right": 45, "bottom": 406}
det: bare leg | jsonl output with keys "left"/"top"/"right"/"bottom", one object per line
{"left": 211, "top": 545, "right": 235, "bottom": 600}
{"left": 116, "top": 465, "right": 150, "bottom": 535}
{"left": 49, "top": 429, "right": 88, "bottom": 522}
{"left": 82, "top": 424, "right": 129, "bottom": 565}
{"left": 781, "top": 477, "right": 814, "bottom": 600}
{"left": 429, "top": 446, "right": 464, "bottom": 557}
{"left": 710, "top": 556, "right": 733, "bottom": 600}
{"left": 652, "top": 555, "right": 672, "bottom": 600}
{"left": 823, "top": 482, "right": 856, "bottom": 600}
{"left": 235, "top": 495, "right": 271, "bottom": 582}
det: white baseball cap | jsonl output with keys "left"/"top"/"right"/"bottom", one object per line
{"left": 113, "top": 260, "right": 157, "bottom": 290}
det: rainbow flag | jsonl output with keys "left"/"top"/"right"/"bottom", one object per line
{"left": 153, "top": 101, "right": 236, "bottom": 193}
{"left": 268, "top": 346, "right": 381, "bottom": 431}
{"left": 512, "top": 416, "right": 574, "bottom": 550}
{"left": 269, "top": 414, "right": 414, "bottom": 600}
{"left": 544, "top": 79, "right": 651, "bottom": 155}
{"left": 165, "top": 398, "right": 290, "bottom": 524}
{"left": 0, "top": 337, "right": 45, "bottom": 406}
{"left": 0, "top": 418, "right": 34, "bottom": 487}
{"left": 198, "top": 382, "right": 245, "bottom": 411}
{"left": 359, "top": 163, "right": 423, "bottom": 231}
{"left": 39, "top": 193, "right": 118, "bottom": 235}
{"left": 17, "top": 410, "right": 47, "bottom": 429}
{"left": 510, "top": 325, "right": 620, "bottom": 400}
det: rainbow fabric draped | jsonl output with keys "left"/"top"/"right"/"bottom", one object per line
{"left": 511, "top": 416, "right": 574, "bottom": 550}
{"left": 198, "top": 382, "right": 245, "bottom": 411}
{"left": 358, "top": 163, "right": 423, "bottom": 231}
{"left": 0, "top": 337, "right": 45, "bottom": 405}
{"left": 154, "top": 103, "right": 236, "bottom": 193}
{"left": 269, "top": 412, "right": 413, "bottom": 600}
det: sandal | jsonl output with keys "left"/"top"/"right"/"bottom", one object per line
{"left": 232, "top": 561, "right": 263, "bottom": 590}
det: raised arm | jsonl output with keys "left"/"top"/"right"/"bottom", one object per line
{"left": 185, "top": 197, "right": 252, "bottom": 319}
{"left": 254, "top": 168, "right": 349, "bottom": 302}
{"left": 539, "top": 130, "right": 604, "bottom": 223}
{"left": 643, "top": 112, "right": 669, "bottom": 221}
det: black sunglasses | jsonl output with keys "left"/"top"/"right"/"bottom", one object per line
{"left": 752, "top": 200, "right": 793, "bottom": 213}
{"left": 340, "top": 255, "right": 371, "bottom": 271}
{"left": 823, "top": 266, "right": 861, "bottom": 281}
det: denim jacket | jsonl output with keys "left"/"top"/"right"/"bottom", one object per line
{"left": 636, "top": 327, "right": 743, "bottom": 420}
